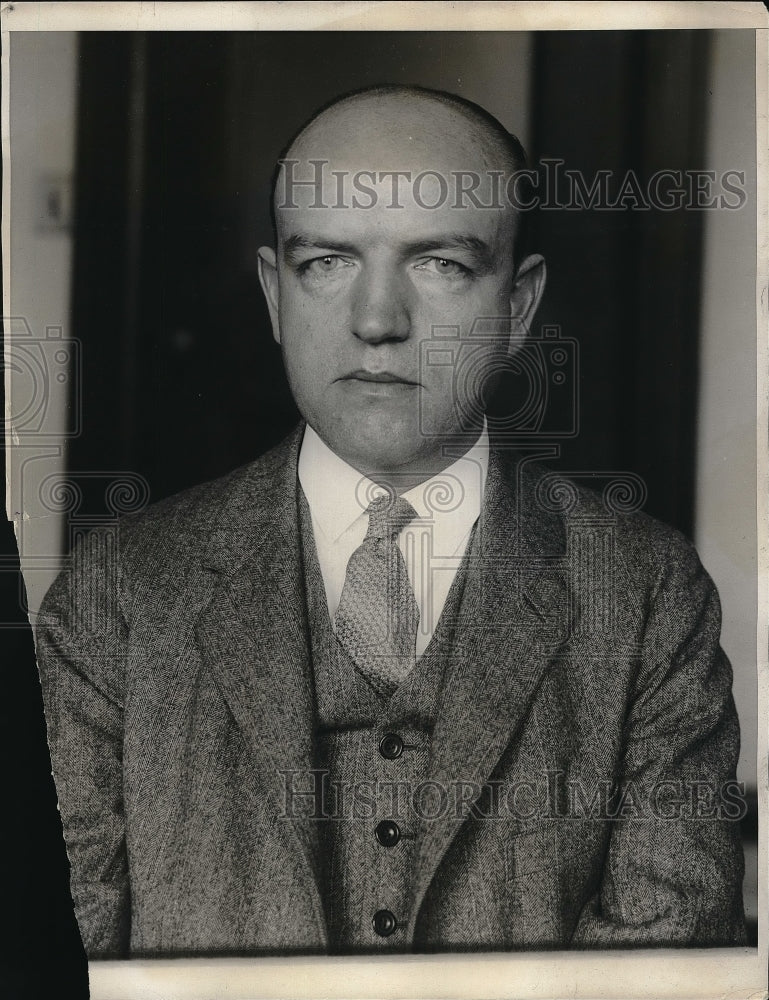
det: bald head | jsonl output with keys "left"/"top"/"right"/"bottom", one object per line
{"left": 284, "top": 85, "right": 525, "bottom": 171}
{"left": 270, "top": 85, "right": 531, "bottom": 262}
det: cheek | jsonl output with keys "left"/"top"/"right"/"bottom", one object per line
{"left": 279, "top": 304, "right": 329, "bottom": 370}
{"left": 280, "top": 282, "right": 348, "bottom": 340}
{"left": 414, "top": 281, "right": 510, "bottom": 329}
{"left": 413, "top": 287, "right": 511, "bottom": 375}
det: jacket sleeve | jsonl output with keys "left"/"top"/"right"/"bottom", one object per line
{"left": 34, "top": 526, "right": 131, "bottom": 958}
{"left": 572, "top": 530, "right": 747, "bottom": 947}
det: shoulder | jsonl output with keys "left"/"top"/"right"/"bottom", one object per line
{"left": 505, "top": 457, "right": 725, "bottom": 662}
{"left": 80, "top": 428, "right": 301, "bottom": 578}
{"left": 511, "top": 454, "right": 709, "bottom": 592}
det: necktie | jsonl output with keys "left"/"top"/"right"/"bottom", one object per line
{"left": 333, "top": 494, "right": 420, "bottom": 698}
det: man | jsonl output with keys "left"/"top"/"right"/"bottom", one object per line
{"left": 35, "top": 85, "right": 746, "bottom": 958}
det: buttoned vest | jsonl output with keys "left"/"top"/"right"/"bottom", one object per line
{"left": 298, "top": 489, "right": 475, "bottom": 952}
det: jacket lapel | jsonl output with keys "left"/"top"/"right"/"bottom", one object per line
{"left": 193, "top": 425, "right": 328, "bottom": 945}
{"left": 409, "top": 449, "right": 571, "bottom": 936}
{"left": 187, "top": 430, "right": 571, "bottom": 946}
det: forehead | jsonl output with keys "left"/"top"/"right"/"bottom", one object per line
{"left": 275, "top": 96, "right": 515, "bottom": 248}
{"left": 290, "top": 95, "right": 501, "bottom": 172}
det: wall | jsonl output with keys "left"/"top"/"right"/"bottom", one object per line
{"left": 695, "top": 30, "right": 758, "bottom": 786}
{"left": 6, "top": 32, "right": 78, "bottom": 616}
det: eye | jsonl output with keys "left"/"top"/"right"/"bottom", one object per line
{"left": 298, "top": 254, "right": 351, "bottom": 275}
{"left": 415, "top": 256, "right": 471, "bottom": 277}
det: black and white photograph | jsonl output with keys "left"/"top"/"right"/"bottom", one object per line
{"left": 2, "top": 3, "right": 766, "bottom": 998}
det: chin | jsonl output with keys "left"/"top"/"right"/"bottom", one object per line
{"left": 327, "top": 415, "right": 423, "bottom": 475}
{"left": 349, "top": 438, "right": 422, "bottom": 475}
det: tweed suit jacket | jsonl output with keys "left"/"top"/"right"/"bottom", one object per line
{"left": 35, "top": 425, "right": 746, "bottom": 957}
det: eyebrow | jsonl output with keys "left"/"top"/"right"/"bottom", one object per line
{"left": 281, "top": 232, "right": 497, "bottom": 273}
{"left": 282, "top": 234, "right": 358, "bottom": 260}
{"left": 405, "top": 235, "right": 495, "bottom": 273}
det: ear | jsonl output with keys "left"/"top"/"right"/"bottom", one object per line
{"left": 257, "top": 245, "right": 281, "bottom": 345}
{"left": 508, "top": 253, "right": 546, "bottom": 349}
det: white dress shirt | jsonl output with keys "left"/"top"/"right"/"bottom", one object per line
{"left": 298, "top": 423, "right": 489, "bottom": 658}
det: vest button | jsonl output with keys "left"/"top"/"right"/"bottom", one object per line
{"left": 372, "top": 909, "right": 397, "bottom": 937}
{"left": 379, "top": 733, "right": 403, "bottom": 760}
{"left": 375, "top": 819, "right": 401, "bottom": 847}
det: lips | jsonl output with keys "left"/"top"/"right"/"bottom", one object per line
{"left": 341, "top": 369, "right": 418, "bottom": 385}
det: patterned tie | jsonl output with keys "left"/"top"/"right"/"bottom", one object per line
{"left": 334, "top": 493, "right": 420, "bottom": 698}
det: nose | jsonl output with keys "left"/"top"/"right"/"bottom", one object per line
{"left": 350, "top": 263, "right": 411, "bottom": 344}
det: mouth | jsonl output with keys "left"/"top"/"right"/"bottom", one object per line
{"left": 340, "top": 370, "right": 419, "bottom": 386}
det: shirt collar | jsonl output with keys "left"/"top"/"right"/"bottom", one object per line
{"left": 298, "top": 422, "right": 489, "bottom": 545}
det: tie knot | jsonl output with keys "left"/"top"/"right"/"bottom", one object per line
{"left": 365, "top": 493, "right": 418, "bottom": 540}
